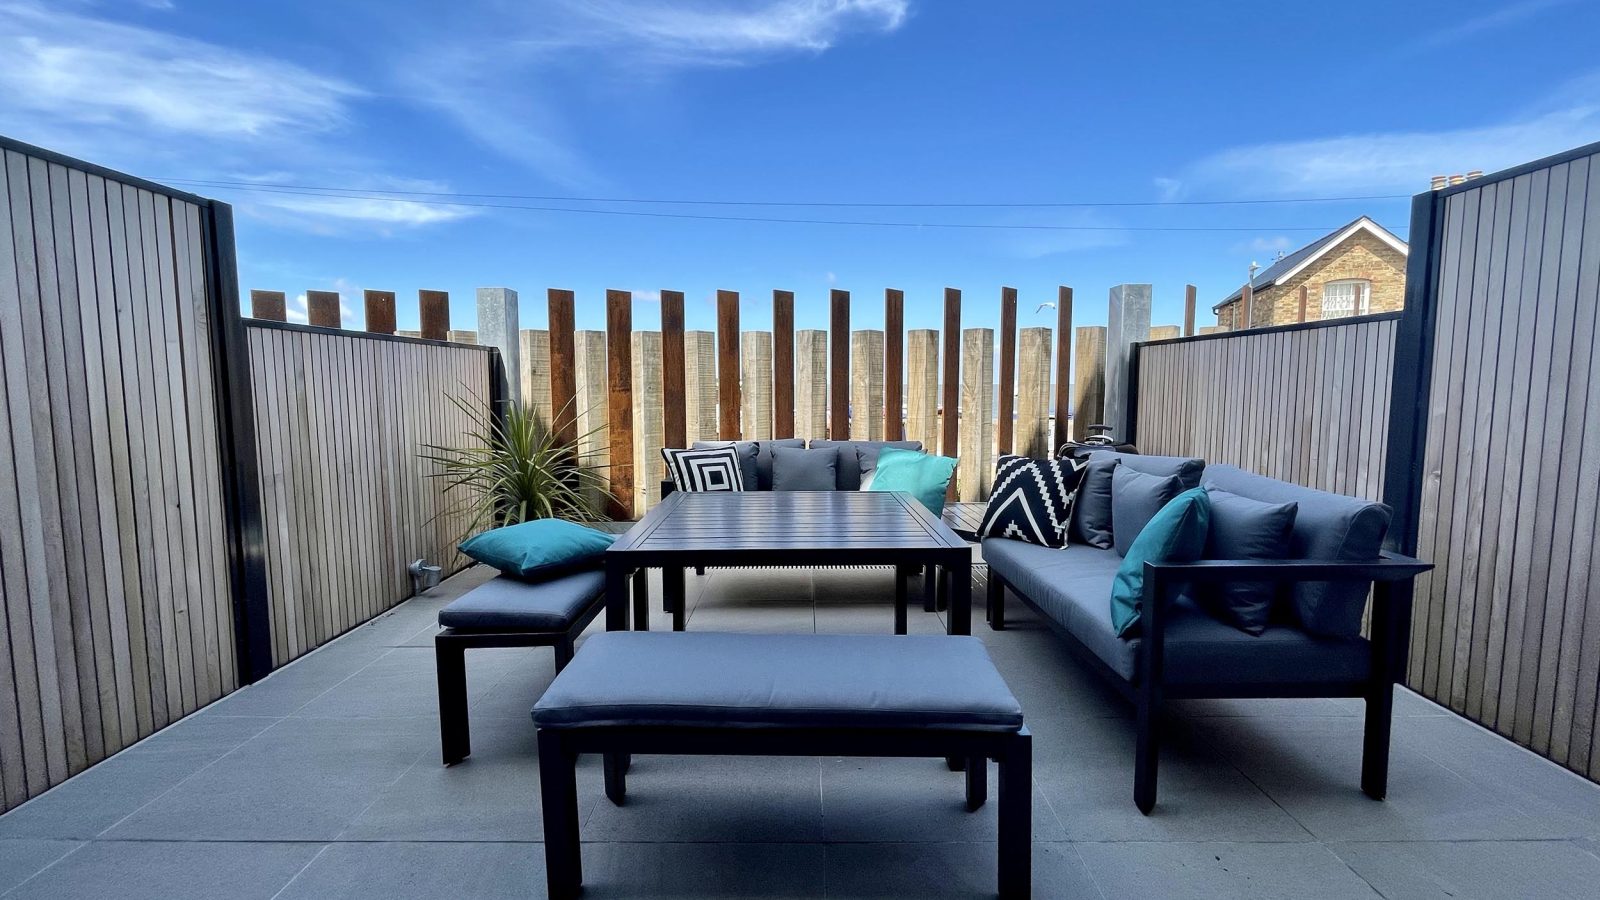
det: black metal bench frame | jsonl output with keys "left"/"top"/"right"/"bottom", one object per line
{"left": 986, "top": 551, "right": 1429, "bottom": 813}
{"left": 434, "top": 570, "right": 646, "bottom": 766}
{"left": 536, "top": 724, "right": 1032, "bottom": 899}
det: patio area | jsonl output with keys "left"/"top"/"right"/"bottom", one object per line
{"left": 1, "top": 563, "right": 1598, "bottom": 900}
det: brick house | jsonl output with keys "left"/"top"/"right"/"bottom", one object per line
{"left": 1212, "top": 216, "right": 1407, "bottom": 329}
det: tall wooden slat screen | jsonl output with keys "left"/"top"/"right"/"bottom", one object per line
{"left": 1394, "top": 143, "right": 1600, "bottom": 781}
{"left": 0, "top": 142, "right": 237, "bottom": 812}
{"left": 1134, "top": 314, "right": 1398, "bottom": 501}
{"left": 245, "top": 323, "right": 491, "bottom": 668}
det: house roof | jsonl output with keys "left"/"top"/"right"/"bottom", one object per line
{"left": 1212, "top": 217, "right": 1408, "bottom": 312}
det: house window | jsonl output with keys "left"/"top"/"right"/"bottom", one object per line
{"left": 1322, "top": 279, "right": 1370, "bottom": 318}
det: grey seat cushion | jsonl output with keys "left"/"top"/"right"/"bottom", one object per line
{"left": 983, "top": 537, "right": 1369, "bottom": 686}
{"left": 1069, "top": 454, "right": 1119, "bottom": 548}
{"left": 1111, "top": 467, "right": 1184, "bottom": 557}
{"left": 1088, "top": 450, "right": 1205, "bottom": 489}
{"left": 771, "top": 446, "right": 837, "bottom": 491}
{"left": 808, "top": 440, "right": 922, "bottom": 490}
{"left": 437, "top": 570, "right": 605, "bottom": 632}
{"left": 1202, "top": 465, "right": 1391, "bottom": 637}
{"left": 532, "top": 632, "right": 1023, "bottom": 731}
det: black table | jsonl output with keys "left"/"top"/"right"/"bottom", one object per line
{"left": 604, "top": 491, "right": 973, "bottom": 635}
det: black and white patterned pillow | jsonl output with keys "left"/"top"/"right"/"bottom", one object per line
{"left": 977, "top": 455, "right": 1088, "bottom": 547}
{"left": 661, "top": 446, "right": 746, "bottom": 492}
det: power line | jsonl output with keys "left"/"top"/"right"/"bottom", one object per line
{"left": 182, "top": 182, "right": 1408, "bottom": 233}
{"left": 162, "top": 176, "right": 1410, "bottom": 209}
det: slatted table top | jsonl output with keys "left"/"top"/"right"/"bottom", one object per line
{"left": 609, "top": 490, "right": 969, "bottom": 554}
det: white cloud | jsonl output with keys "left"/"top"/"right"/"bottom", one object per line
{"left": 559, "top": 0, "right": 909, "bottom": 63}
{"left": 230, "top": 176, "right": 480, "bottom": 234}
{"left": 1163, "top": 73, "right": 1600, "bottom": 197}
{"left": 0, "top": 1, "right": 359, "bottom": 142}
{"left": 1404, "top": 0, "right": 1572, "bottom": 54}
{"left": 289, "top": 278, "right": 361, "bottom": 327}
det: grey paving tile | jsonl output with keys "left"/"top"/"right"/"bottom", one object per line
{"left": 820, "top": 756, "right": 1066, "bottom": 842}
{"left": 3, "top": 840, "right": 320, "bottom": 900}
{"left": 578, "top": 842, "right": 825, "bottom": 898}
{"left": 0, "top": 747, "right": 226, "bottom": 839}
{"left": 466, "top": 648, "right": 562, "bottom": 721}
{"left": 687, "top": 600, "right": 816, "bottom": 633}
{"left": 1331, "top": 839, "right": 1600, "bottom": 900}
{"left": 197, "top": 640, "right": 389, "bottom": 717}
{"left": 814, "top": 601, "right": 947, "bottom": 636}
{"left": 1170, "top": 697, "right": 1358, "bottom": 718}
{"left": 1195, "top": 715, "right": 1580, "bottom": 841}
{"left": 102, "top": 716, "right": 430, "bottom": 841}
{"left": 824, "top": 841, "right": 1101, "bottom": 899}
{"left": 294, "top": 646, "right": 516, "bottom": 719}
{"left": 700, "top": 567, "right": 815, "bottom": 607}
{"left": 584, "top": 755, "right": 825, "bottom": 842}
{"left": 275, "top": 841, "right": 543, "bottom": 899}
{"left": 0, "top": 839, "right": 80, "bottom": 893}
{"left": 1075, "top": 840, "right": 1383, "bottom": 900}
{"left": 124, "top": 714, "right": 281, "bottom": 756}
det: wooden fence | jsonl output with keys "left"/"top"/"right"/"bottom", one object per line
{"left": 245, "top": 322, "right": 491, "bottom": 667}
{"left": 1389, "top": 140, "right": 1600, "bottom": 781}
{"left": 0, "top": 139, "right": 243, "bottom": 812}
{"left": 1134, "top": 313, "right": 1399, "bottom": 501}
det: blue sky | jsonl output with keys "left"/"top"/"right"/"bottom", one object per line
{"left": 3, "top": 0, "right": 1598, "bottom": 334}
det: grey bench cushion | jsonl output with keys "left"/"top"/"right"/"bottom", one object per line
{"left": 532, "top": 632, "right": 1024, "bottom": 731}
{"left": 437, "top": 571, "right": 604, "bottom": 632}
{"left": 807, "top": 440, "right": 922, "bottom": 490}
{"left": 983, "top": 537, "right": 1369, "bottom": 686}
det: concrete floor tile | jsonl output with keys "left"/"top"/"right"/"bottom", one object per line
{"left": 1330, "top": 839, "right": 1600, "bottom": 900}
{"left": 820, "top": 756, "right": 1066, "bottom": 842}
{"left": 823, "top": 841, "right": 1102, "bottom": 899}
{"left": 578, "top": 842, "right": 826, "bottom": 898}
{"left": 1075, "top": 841, "right": 1383, "bottom": 900}
{"left": 274, "top": 841, "right": 544, "bottom": 899}
{"left": 584, "top": 755, "right": 826, "bottom": 842}
{"left": 0, "top": 839, "right": 80, "bottom": 893}
{"left": 3, "top": 841, "right": 320, "bottom": 900}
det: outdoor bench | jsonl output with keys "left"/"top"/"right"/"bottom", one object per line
{"left": 532, "top": 631, "right": 1033, "bottom": 899}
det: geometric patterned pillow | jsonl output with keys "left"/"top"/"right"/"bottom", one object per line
{"left": 661, "top": 446, "right": 746, "bottom": 492}
{"left": 976, "top": 455, "right": 1087, "bottom": 547}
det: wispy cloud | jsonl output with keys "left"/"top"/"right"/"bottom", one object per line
{"left": 557, "top": 0, "right": 909, "bottom": 63}
{"left": 1404, "top": 0, "right": 1572, "bottom": 54}
{"left": 232, "top": 176, "right": 480, "bottom": 234}
{"left": 1162, "top": 72, "right": 1600, "bottom": 197}
{"left": 289, "top": 278, "right": 361, "bottom": 326}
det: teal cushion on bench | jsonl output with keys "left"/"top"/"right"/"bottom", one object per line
{"left": 532, "top": 632, "right": 1024, "bottom": 731}
{"left": 1110, "top": 487, "right": 1211, "bottom": 637}
{"left": 459, "top": 518, "right": 614, "bottom": 581}
{"left": 864, "top": 447, "right": 957, "bottom": 515}
{"left": 438, "top": 571, "right": 605, "bottom": 631}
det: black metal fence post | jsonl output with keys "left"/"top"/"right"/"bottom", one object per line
{"left": 1381, "top": 190, "right": 1445, "bottom": 556}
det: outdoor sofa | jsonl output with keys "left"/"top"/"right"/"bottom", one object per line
{"left": 982, "top": 451, "right": 1431, "bottom": 813}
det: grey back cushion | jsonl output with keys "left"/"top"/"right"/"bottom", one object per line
{"left": 1070, "top": 455, "right": 1119, "bottom": 548}
{"left": 808, "top": 440, "right": 922, "bottom": 490}
{"left": 1202, "top": 465, "right": 1391, "bottom": 637}
{"left": 692, "top": 441, "right": 759, "bottom": 490}
{"left": 1088, "top": 449, "right": 1204, "bottom": 489}
{"left": 771, "top": 446, "right": 838, "bottom": 491}
{"left": 1111, "top": 467, "right": 1184, "bottom": 557}
{"left": 1201, "top": 488, "right": 1298, "bottom": 635}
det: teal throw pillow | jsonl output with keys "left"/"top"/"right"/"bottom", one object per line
{"left": 1109, "top": 487, "right": 1211, "bottom": 637}
{"left": 459, "top": 518, "right": 615, "bottom": 581}
{"left": 864, "top": 447, "right": 958, "bottom": 514}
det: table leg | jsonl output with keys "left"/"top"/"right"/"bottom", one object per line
{"left": 605, "top": 563, "right": 630, "bottom": 631}
{"left": 632, "top": 569, "right": 650, "bottom": 632}
{"left": 947, "top": 559, "right": 972, "bottom": 636}
{"left": 664, "top": 566, "right": 687, "bottom": 632}
{"left": 922, "top": 565, "right": 938, "bottom": 613}
{"left": 893, "top": 565, "right": 909, "bottom": 635}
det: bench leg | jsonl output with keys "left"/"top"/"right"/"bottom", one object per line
{"left": 435, "top": 637, "right": 470, "bottom": 765}
{"left": 553, "top": 637, "right": 575, "bottom": 673}
{"left": 538, "top": 730, "right": 583, "bottom": 899}
{"left": 965, "top": 755, "right": 987, "bottom": 811}
{"left": 997, "top": 730, "right": 1032, "bottom": 899}
{"left": 987, "top": 571, "right": 1006, "bottom": 630}
{"left": 894, "top": 565, "right": 909, "bottom": 635}
{"left": 664, "top": 566, "right": 686, "bottom": 632}
{"left": 604, "top": 751, "right": 628, "bottom": 805}
{"left": 632, "top": 569, "right": 650, "bottom": 632}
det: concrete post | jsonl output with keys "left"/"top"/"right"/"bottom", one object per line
{"left": 740, "top": 331, "right": 774, "bottom": 440}
{"left": 632, "top": 331, "right": 664, "bottom": 514}
{"left": 683, "top": 331, "right": 718, "bottom": 444}
{"left": 794, "top": 329, "right": 829, "bottom": 440}
{"left": 1072, "top": 326, "right": 1106, "bottom": 441}
{"left": 1104, "top": 284, "right": 1151, "bottom": 443}
{"left": 958, "top": 328, "right": 995, "bottom": 501}
{"left": 1015, "top": 327, "right": 1053, "bottom": 457}
{"left": 520, "top": 329, "right": 552, "bottom": 426}
{"left": 476, "top": 287, "right": 521, "bottom": 405}
{"left": 850, "top": 329, "right": 885, "bottom": 441}
{"left": 906, "top": 329, "right": 940, "bottom": 450}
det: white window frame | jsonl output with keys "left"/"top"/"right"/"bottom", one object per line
{"left": 1321, "top": 279, "right": 1370, "bottom": 318}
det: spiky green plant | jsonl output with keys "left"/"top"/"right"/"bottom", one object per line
{"left": 422, "top": 392, "right": 612, "bottom": 540}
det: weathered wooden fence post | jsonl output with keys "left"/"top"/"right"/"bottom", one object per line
{"left": 684, "top": 331, "right": 718, "bottom": 443}
{"left": 958, "top": 328, "right": 994, "bottom": 501}
{"left": 662, "top": 290, "right": 686, "bottom": 451}
{"left": 251, "top": 290, "right": 286, "bottom": 320}
{"left": 419, "top": 289, "right": 450, "bottom": 341}
{"left": 717, "top": 290, "right": 741, "bottom": 440}
{"left": 850, "top": 330, "right": 885, "bottom": 440}
{"left": 476, "top": 287, "right": 521, "bottom": 405}
{"left": 306, "top": 290, "right": 341, "bottom": 327}
{"left": 794, "top": 329, "right": 829, "bottom": 439}
{"left": 942, "top": 289, "right": 962, "bottom": 499}
{"left": 997, "top": 286, "right": 1017, "bottom": 455}
{"left": 605, "top": 291, "right": 633, "bottom": 519}
{"left": 1016, "top": 326, "right": 1052, "bottom": 457}
{"left": 574, "top": 330, "right": 609, "bottom": 505}
{"left": 741, "top": 330, "right": 774, "bottom": 440}
{"left": 906, "top": 329, "right": 940, "bottom": 450}
{"left": 830, "top": 289, "right": 850, "bottom": 439}
{"left": 1052, "top": 286, "right": 1073, "bottom": 450}
{"left": 1183, "top": 284, "right": 1197, "bottom": 336}
{"left": 548, "top": 289, "right": 577, "bottom": 446}
{"left": 1105, "top": 283, "right": 1151, "bottom": 442}
{"left": 632, "top": 330, "right": 663, "bottom": 514}
{"left": 520, "top": 328, "right": 552, "bottom": 425}
{"left": 1149, "top": 325, "right": 1181, "bottom": 341}
{"left": 773, "top": 290, "right": 795, "bottom": 439}
{"left": 364, "top": 290, "right": 396, "bottom": 334}
{"left": 1072, "top": 325, "right": 1106, "bottom": 440}
{"left": 885, "top": 289, "right": 904, "bottom": 440}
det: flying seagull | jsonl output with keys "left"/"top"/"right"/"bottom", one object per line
{"left": 1035, "top": 301, "right": 1055, "bottom": 314}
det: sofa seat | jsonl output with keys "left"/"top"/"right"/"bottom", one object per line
{"left": 982, "top": 538, "right": 1369, "bottom": 687}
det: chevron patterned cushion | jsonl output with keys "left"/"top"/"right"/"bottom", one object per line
{"left": 662, "top": 446, "right": 746, "bottom": 492}
{"left": 976, "top": 455, "right": 1088, "bottom": 548}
